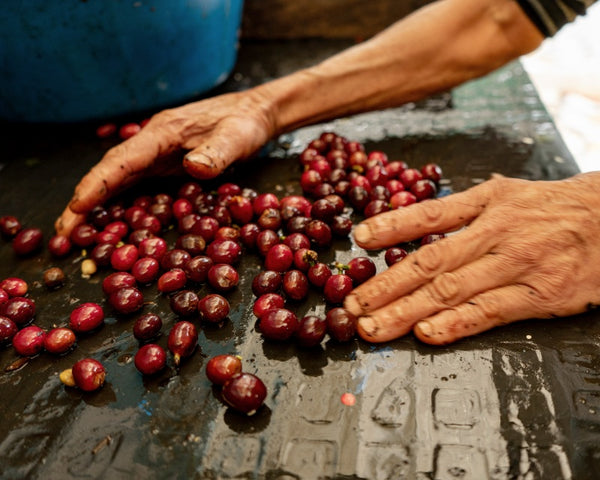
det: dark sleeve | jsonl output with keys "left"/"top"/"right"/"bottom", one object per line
{"left": 515, "top": 0, "right": 597, "bottom": 36}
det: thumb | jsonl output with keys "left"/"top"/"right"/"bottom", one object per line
{"left": 55, "top": 208, "right": 87, "bottom": 237}
{"left": 183, "top": 119, "right": 269, "bottom": 179}
{"left": 184, "top": 136, "right": 246, "bottom": 180}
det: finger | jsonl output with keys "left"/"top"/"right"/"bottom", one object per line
{"left": 55, "top": 208, "right": 87, "bottom": 237}
{"left": 412, "top": 284, "right": 549, "bottom": 345}
{"left": 353, "top": 184, "right": 491, "bottom": 249}
{"left": 68, "top": 131, "right": 165, "bottom": 213}
{"left": 344, "top": 222, "right": 499, "bottom": 316}
{"left": 183, "top": 121, "right": 264, "bottom": 179}
{"left": 354, "top": 251, "right": 523, "bottom": 342}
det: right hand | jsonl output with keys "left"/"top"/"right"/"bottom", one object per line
{"left": 55, "top": 89, "right": 277, "bottom": 236}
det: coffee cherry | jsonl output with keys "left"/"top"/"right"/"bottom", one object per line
{"left": 421, "top": 233, "right": 446, "bottom": 245}
{"left": 0, "top": 215, "right": 22, "bottom": 238}
{"left": 257, "top": 207, "right": 282, "bottom": 231}
{"left": 421, "top": 162, "right": 443, "bottom": 183}
{"left": 390, "top": 191, "right": 417, "bottom": 209}
{"left": 222, "top": 373, "right": 267, "bottom": 415}
{"left": 297, "top": 315, "right": 327, "bottom": 348}
{"left": 259, "top": 308, "right": 299, "bottom": 341}
{"left": 206, "top": 239, "right": 242, "bottom": 265}
{"left": 70, "top": 358, "right": 106, "bottom": 391}
{"left": 133, "top": 313, "right": 163, "bottom": 341}
{"left": 138, "top": 237, "right": 168, "bottom": 260}
{"left": 252, "top": 193, "right": 280, "bottom": 215}
{"left": 88, "top": 207, "right": 110, "bottom": 229}
{"left": 48, "top": 235, "right": 72, "bottom": 257}
{"left": 0, "top": 277, "right": 28, "bottom": 297}
{"left": 69, "top": 224, "right": 97, "bottom": 248}
{"left": 170, "top": 290, "right": 199, "bottom": 317}
{"left": 207, "top": 264, "right": 239, "bottom": 292}
{"left": 384, "top": 247, "right": 408, "bottom": 266}
{"left": 283, "top": 233, "right": 311, "bottom": 252}
{"left": 134, "top": 344, "right": 167, "bottom": 375}
{"left": 386, "top": 160, "right": 408, "bottom": 178}
{"left": 282, "top": 270, "right": 309, "bottom": 301}
{"left": 176, "top": 182, "right": 201, "bottom": 203}
{"left": 280, "top": 195, "right": 312, "bottom": 217}
{"left": 399, "top": 168, "right": 423, "bottom": 189}
{"left": 160, "top": 249, "right": 192, "bottom": 270}
{"left": 228, "top": 195, "right": 254, "bottom": 225}
{"left": 265, "top": 244, "right": 294, "bottom": 272}
{"left": 3, "top": 297, "right": 36, "bottom": 325}
{"left": 0, "top": 316, "right": 18, "bottom": 344}
{"left": 310, "top": 199, "right": 336, "bottom": 223}
{"left": 253, "top": 293, "right": 285, "bottom": 318}
{"left": 109, "top": 287, "right": 144, "bottom": 314}
{"left": 293, "top": 248, "right": 318, "bottom": 271}
{"left": 324, "top": 274, "right": 353, "bottom": 304}
{"left": 305, "top": 220, "right": 332, "bottom": 248}
{"left": 410, "top": 179, "right": 437, "bottom": 201}
{"left": 176, "top": 234, "right": 206, "bottom": 256}
{"left": 44, "top": 328, "right": 76, "bottom": 355}
{"left": 184, "top": 255, "right": 213, "bottom": 283}
{"left": 102, "top": 272, "right": 136, "bottom": 296}
{"left": 12, "top": 325, "right": 45, "bottom": 356}
{"left": 346, "top": 257, "right": 377, "bottom": 285}
{"left": 326, "top": 308, "right": 357, "bottom": 342}
{"left": 239, "top": 223, "right": 261, "bottom": 249}
{"left": 119, "top": 122, "right": 141, "bottom": 139}
{"left": 110, "top": 244, "right": 139, "bottom": 271}
{"left": 70, "top": 302, "right": 105, "bottom": 333}
{"left": 363, "top": 200, "right": 390, "bottom": 218}
{"left": 157, "top": 268, "right": 187, "bottom": 293}
{"left": 13, "top": 227, "right": 43, "bottom": 256}
{"left": 198, "top": 294, "right": 230, "bottom": 323}
{"left": 252, "top": 270, "right": 282, "bottom": 297}
{"left": 255, "top": 230, "right": 280, "bottom": 257}
{"left": 206, "top": 354, "right": 243, "bottom": 386}
{"left": 104, "top": 220, "right": 129, "bottom": 238}
{"left": 90, "top": 243, "right": 116, "bottom": 268}
{"left": 132, "top": 257, "right": 160, "bottom": 284}
{"left": 307, "top": 262, "right": 333, "bottom": 289}
{"left": 331, "top": 216, "right": 353, "bottom": 237}
{"left": 167, "top": 321, "right": 198, "bottom": 365}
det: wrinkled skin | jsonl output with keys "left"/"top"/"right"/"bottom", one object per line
{"left": 344, "top": 172, "right": 600, "bottom": 344}
{"left": 55, "top": 90, "right": 275, "bottom": 236}
{"left": 54, "top": 0, "right": 593, "bottom": 346}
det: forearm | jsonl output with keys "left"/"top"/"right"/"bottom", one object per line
{"left": 255, "top": 0, "right": 544, "bottom": 135}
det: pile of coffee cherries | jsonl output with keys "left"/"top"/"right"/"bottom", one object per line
{"left": 0, "top": 131, "right": 444, "bottom": 415}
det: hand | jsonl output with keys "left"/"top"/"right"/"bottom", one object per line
{"left": 344, "top": 172, "right": 600, "bottom": 345}
{"left": 55, "top": 89, "right": 276, "bottom": 236}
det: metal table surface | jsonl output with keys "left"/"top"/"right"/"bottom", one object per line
{"left": 1, "top": 40, "right": 598, "bottom": 480}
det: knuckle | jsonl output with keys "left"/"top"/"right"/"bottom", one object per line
{"left": 524, "top": 276, "right": 572, "bottom": 313}
{"left": 476, "top": 295, "right": 501, "bottom": 320}
{"left": 412, "top": 244, "right": 444, "bottom": 277}
{"left": 419, "top": 199, "right": 446, "bottom": 228}
{"left": 428, "top": 272, "right": 462, "bottom": 305}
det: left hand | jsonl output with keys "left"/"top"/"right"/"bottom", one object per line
{"left": 344, "top": 172, "right": 600, "bottom": 345}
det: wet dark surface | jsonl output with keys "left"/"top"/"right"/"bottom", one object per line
{"left": 1, "top": 40, "right": 600, "bottom": 479}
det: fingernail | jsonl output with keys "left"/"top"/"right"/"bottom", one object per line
{"left": 184, "top": 152, "right": 207, "bottom": 165}
{"left": 354, "top": 223, "right": 372, "bottom": 244}
{"left": 344, "top": 292, "right": 363, "bottom": 316}
{"left": 415, "top": 321, "right": 432, "bottom": 337}
{"left": 358, "top": 315, "right": 378, "bottom": 338}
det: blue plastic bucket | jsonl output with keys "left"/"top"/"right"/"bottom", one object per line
{"left": 0, "top": 0, "right": 244, "bottom": 122}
